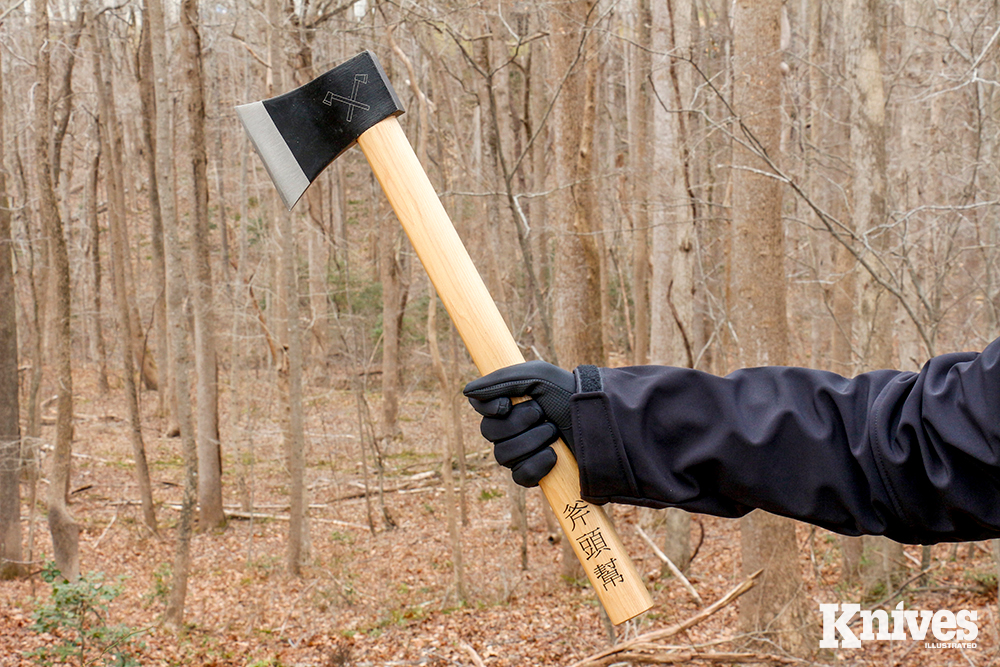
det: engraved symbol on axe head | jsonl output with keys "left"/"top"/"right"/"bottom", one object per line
{"left": 323, "top": 73, "right": 371, "bottom": 123}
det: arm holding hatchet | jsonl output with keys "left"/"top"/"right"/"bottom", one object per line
{"left": 466, "top": 337, "right": 1000, "bottom": 545}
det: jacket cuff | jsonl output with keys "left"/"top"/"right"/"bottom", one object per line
{"left": 571, "top": 366, "right": 639, "bottom": 502}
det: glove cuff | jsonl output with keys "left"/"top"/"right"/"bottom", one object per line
{"left": 570, "top": 367, "right": 640, "bottom": 503}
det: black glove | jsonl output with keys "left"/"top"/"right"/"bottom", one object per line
{"left": 463, "top": 361, "right": 576, "bottom": 487}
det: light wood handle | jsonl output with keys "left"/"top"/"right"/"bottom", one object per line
{"left": 357, "top": 116, "right": 653, "bottom": 624}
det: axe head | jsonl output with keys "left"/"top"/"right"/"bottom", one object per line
{"left": 237, "top": 50, "right": 404, "bottom": 210}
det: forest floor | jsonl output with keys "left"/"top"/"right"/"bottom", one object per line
{"left": 3, "top": 366, "right": 1000, "bottom": 666}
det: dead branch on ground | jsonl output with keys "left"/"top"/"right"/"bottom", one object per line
{"left": 569, "top": 570, "right": 784, "bottom": 667}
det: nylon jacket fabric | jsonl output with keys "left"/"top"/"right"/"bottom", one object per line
{"left": 570, "top": 337, "right": 1000, "bottom": 544}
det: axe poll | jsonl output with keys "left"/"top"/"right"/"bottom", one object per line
{"left": 237, "top": 51, "right": 653, "bottom": 624}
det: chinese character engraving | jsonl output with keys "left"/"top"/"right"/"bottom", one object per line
{"left": 563, "top": 501, "right": 591, "bottom": 532}
{"left": 577, "top": 527, "right": 611, "bottom": 561}
{"left": 322, "top": 73, "right": 372, "bottom": 122}
{"left": 593, "top": 558, "right": 624, "bottom": 590}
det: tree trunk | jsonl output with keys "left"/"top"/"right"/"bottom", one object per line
{"left": 267, "top": 0, "right": 308, "bottom": 575}
{"left": 649, "top": 0, "right": 696, "bottom": 574}
{"left": 844, "top": 0, "right": 903, "bottom": 596}
{"left": 550, "top": 0, "right": 604, "bottom": 581}
{"left": 629, "top": 0, "right": 652, "bottom": 366}
{"left": 181, "top": 0, "right": 224, "bottom": 530}
{"left": 379, "top": 215, "right": 404, "bottom": 448}
{"left": 475, "top": 23, "right": 553, "bottom": 362}
{"left": 36, "top": 0, "right": 79, "bottom": 582}
{"left": 0, "top": 35, "right": 22, "bottom": 577}
{"left": 378, "top": 50, "right": 407, "bottom": 450}
{"left": 92, "top": 15, "right": 157, "bottom": 534}
{"left": 287, "top": 25, "right": 331, "bottom": 372}
{"left": 731, "top": 0, "right": 813, "bottom": 655}
{"left": 136, "top": 14, "right": 176, "bottom": 435}
{"left": 428, "top": 291, "right": 466, "bottom": 602}
{"left": 50, "top": 8, "right": 85, "bottom": 192}
{"left": 147, "top": 0, "right": 198, "bottom": 627}
{"left": 84, "top": 118, "right": 110, "bottom": 394}
{"left": 805, "top": 0, "right": 862, "bottom": 586}
{"left": 552, "top": 1, "right": 605, "bottom": 373}
{"left": 307, "top": 225, "right": 331, "bottom": 367}
{"left": 21, "top": 147, "right": 45, "bottom": 558}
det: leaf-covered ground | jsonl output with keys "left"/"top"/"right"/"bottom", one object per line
{"left": 3, "top": 369, "right": 999, "bottom": 666}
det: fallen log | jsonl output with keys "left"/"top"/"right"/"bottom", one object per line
{"left": 161, "top": 503, "right": 369, "bottom": 531}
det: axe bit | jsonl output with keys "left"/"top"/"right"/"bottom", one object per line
{"left": 237, "top": 50, "right": 653, "bottom": 624}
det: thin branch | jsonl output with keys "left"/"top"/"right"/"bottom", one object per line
{"left": 635, "top": 524, "right": 702, "bottom": 605}
{"left": 0, "top": 0, "right": 26, "bottom": 25}
{"left": 569, "top": 570, "right": 763, "bottom": 667}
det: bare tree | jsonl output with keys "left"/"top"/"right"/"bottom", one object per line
{"left": 843, "top": 0, "right": 904, "bottom": 595}
{"left": 266, "top": 0, "right": 308, "bottom": 575}
{"left": 379, "top": 206, "right": 407, "bottom": 449}
{"left": 628, "top": 0, "right": 652, "bottom": 366}
{"left": 146, "top": 0, "right": 198, "bottom": 626}
{"left": 550, "top": 0, "right": 605, "bottom": 582}
{"left": 649, "top": 0, "right": 696, "bottom": 574}
{"left": 730, "top": 0, "right": 812, "bottom": 654}
{"left": 0, "top": 22, "right": 22, "bottom": 578}
{"left": 552, "top": 2, "right": 605, "bottom": 374}
{"left": 84, "top": 115, "right": 110, "bottom": 394}
{"left": 91, "top": 12, "right": 157, "bottom": 533}
{"left": 181, "top": 0, "right": 224, "bottom": 530}
{"left": 135, "top": 7, "right": 177, "bottom": 436}
{"left": 36, "top": 0, "right": 79, "bottom": 582}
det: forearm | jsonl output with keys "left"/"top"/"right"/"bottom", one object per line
{"left": 571, "top": 340, "right": 1000, "bottom": 544}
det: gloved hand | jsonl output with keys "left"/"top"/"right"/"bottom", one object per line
{"left": 463, "top": 361, "right": 576, "bottom": 487}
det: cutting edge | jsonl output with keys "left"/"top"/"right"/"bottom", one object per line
{"left": 236, "top": 100, "right": 310, "bottom": 210}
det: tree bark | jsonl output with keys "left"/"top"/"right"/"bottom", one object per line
{"left": 551, "top": 0, "right": 604, "bottom": 580}
{"left": 84, "top": 117, "right": 110, "bottom": 394}
{"left": 844, "top": 0, "right": 903, "bottom": 596}
{"left": 50, "top": 8, "right": 85, "bottom": 192}
{"left": 146, "top": 0, "right": 198, "bottom": 626}
{"left": 92, "top": 14, "right": 157, "bottom": 534}
{"left": 379, "top": 215, "right": 405, "bottom": 447}
{"left": 374, "top": 49, "right": 407, "bottom": 451}
{"left": 267, "top": 0, "right": 308, "bottom": 575}
{"left": 629, "top": 0, "right": 652, "bottom": 366}
{"left": 181, "top": 0, "right": 224, "bottom": 530}
{"left": 36, "top": 0, "right": 79, "bottom": 582}
{"left": 0, "top": 34, "right": 22, "bottom": 578}
{"left": 135, "top": 10, "right": 177, "bottom": 436}
{"left": 552, "top": 0, "right": 605, "bottom": 372}
{"left": 731, "top": 0, "right": 813, "bottom": 655}
{"left": 428, "top": 290, "right": 466, "bottom": 602}
{"left": 649, "top": 0, "right": 696, "bottom": 574}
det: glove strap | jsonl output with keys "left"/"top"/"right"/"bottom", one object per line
{"left": 577, "top": 365, "right": 602, "bottom": 393}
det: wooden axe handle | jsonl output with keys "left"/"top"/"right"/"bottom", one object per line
{"left": 358, "top": 116, "right": 653, "bottom": 624}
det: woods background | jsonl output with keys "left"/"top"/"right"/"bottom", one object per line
{"left": 1, "top": 0, "right": 999, "bottom": 664}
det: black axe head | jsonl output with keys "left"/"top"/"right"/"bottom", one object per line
{"left": 237, "top": 50, "right": 404, "bottom": 210}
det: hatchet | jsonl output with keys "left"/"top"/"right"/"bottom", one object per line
{"left": 237, "top": 50, "right": 652, "bottom": 624}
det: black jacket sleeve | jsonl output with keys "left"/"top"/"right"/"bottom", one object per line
{"left": 569, "top": 338, "right": 1000, "bottom": 545}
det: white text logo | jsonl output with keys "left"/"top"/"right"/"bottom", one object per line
{"left": 819, "top": 602, "right": 978, "bottom": 648}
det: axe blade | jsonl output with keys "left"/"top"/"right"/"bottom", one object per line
{"left": 236, "top": 50, "right": 404, "bottom": 210}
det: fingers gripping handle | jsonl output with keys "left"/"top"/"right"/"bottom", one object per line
{"left": 356, "top": 117, "right": 652, "bottom": 624}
